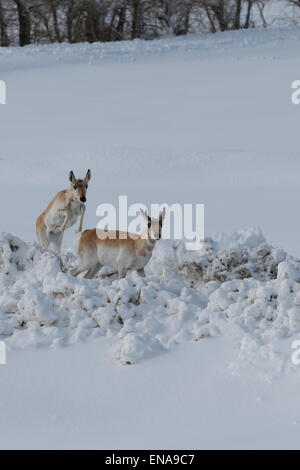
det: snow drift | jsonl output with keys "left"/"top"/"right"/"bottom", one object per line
{"left": 1, "top": 228, "right": 300, "bottom": 369}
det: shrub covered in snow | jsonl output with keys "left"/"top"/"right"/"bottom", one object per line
{"left": 1, "top": 228, "right": 300, "bottom": 367}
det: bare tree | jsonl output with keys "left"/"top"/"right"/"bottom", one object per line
{"left": 13, "top": 0, "right": 31, "bottom": 46}
{"left": 0, "top": 0, "right": 9, "bottom": 46}
{"left": 0, "top": 0, "right": 289, "bottom": 47}
{"left": 244, "top": 0, "right": 254, "bottom": 28}
{"left": 198, "top": 0, "right": 258, "bottom": 32}
{"left": 115, "top": 0, "right": 128, "bottom": 39}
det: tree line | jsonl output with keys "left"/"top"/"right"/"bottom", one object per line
{"left": 0, "top": 0, "right": 298, "bottom": 47}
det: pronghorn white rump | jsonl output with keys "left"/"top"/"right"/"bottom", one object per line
{"left": 70, "top": 208, "right": 166, "bottom": 279}
{"left": 36, "top": 170, "right": 91, "bottom": 251}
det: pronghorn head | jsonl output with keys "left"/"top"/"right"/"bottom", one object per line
{"left": 69, "top": 169, "right": 91, "bottom": 203}
{"left": 140, "top": 207, "right": 166, "bottom": 240}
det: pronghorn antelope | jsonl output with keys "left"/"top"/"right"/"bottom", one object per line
{"left": 36, "top": 169, "right": 91, "bottom": 251}
{"left": 70, "top": 207, "right": 166, "bottom": 279}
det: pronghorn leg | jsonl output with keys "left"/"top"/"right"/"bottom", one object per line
{"left": 77, "top": 204, "right": 86, "bottom": 233}
{"left": 70, "top": 259, "right": 94, "bottom": 277}
{"left": 137, "top": 268, "right": 145, "bottom": 277}
{"left": 84, "top": 263, "right": 102, "bottom": 279}
{"left": 37, "top": 228, "right": 49, "bottom": 249}
{"left": 36, "top": 215, "right": 49, "bottom": 249}
{"left": 59, "top": 216, "right": 68, "bottom": 232}
{"left": 49, "top": 232, "right": 63, "bottom": 252}
{"left": 118, "top": 269, "right": 127, "bottom": 280}
{"left": 57, "top": 210, "right": 69, "bottom": 232}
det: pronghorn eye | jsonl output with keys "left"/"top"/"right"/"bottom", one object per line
{"left": 74, "top": 184, "right": 77, "bottom": 190}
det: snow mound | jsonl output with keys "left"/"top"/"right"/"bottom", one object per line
{"left": 1, "top": 229, "right": 300, "bottom": 369}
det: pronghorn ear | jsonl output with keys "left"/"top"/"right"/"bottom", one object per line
{"left": 140, "top": 208, "right": 148, "bottom": 221}
{"left": 69, "top": 171, "right": 76, "bottom": 183}
{"left": 85, "top": 169, "right": 91, "bottom": 183}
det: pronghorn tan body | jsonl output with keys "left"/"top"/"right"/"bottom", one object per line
{"left": 36, "top": 170, "right": 91, "bottom": 251}
{"left": 70, "top": 208, "right": 166, "bottom": 279}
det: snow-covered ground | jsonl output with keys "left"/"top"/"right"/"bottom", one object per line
{"left": 0, "top": 228, "right": 298, "bottom": 369}
{"left": 1, "top": 27, "right": 300, "bottom": 449}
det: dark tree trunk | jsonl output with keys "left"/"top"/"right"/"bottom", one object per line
{"left": 131, "top": 0, "right": 141, "bottom": 39}
{"left": 211, "top": 0, "right": 228, "bottom": 32}
{"left": 244, "top": 0, "right": 253, "bottom": 29}
{"left": 218, "top": 1, "right": 227, "bottom": 32}
{"left": 0, "top": 0, "right": 9, "bottom": 46}
{"left": 233, "top": 0, "right": 242, "bottom": 29}
{"left": 66, "top": 1, "right": 74, "bottom": 43}
{"left": 183, "top": 8, "right": 190, "bottom": 35}
{"left": 14, "top": 0, "right": 31, "bottom": 46}
{"left": 85, "top": 5, "right": 99, "bottom": 43}
{"left": 50, "top": 1, "right": 61, "bottom": 42}
{"left": 116, "top": 4, "right": 127, "bottom": 39}
{"left": 203, "top": 1, "right": 217, "bottom": 33}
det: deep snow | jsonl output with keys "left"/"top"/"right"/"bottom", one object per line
{"left": 1, "top": 26, "right": 300, "bottom": 449}
{"left": 0, "top": 228, "right": 298, "bottom": 371}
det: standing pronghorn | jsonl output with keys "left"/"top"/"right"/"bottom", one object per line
{"left": 70, "top": 208, "right": 166, "bottom": 279}
{"left": 36, "top": 170, "right": 91, "bottom": 252}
